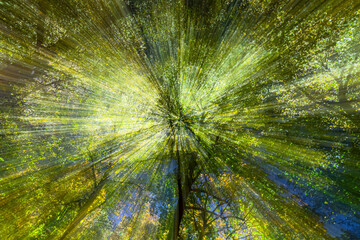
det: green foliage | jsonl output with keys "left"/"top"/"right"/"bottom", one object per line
{"left": 0, "top": 0, "right": 359, "bottom": 239}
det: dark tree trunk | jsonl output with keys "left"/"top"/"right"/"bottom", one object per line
{"left": 36, "top": 1, "right": 47, "bottom": 48}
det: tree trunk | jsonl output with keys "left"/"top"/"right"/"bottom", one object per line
{"left": 36, "top": 1, "right": 47, "bottom": 48}
{"left": 169, "top": 149, "right": 198, "bottom": 239}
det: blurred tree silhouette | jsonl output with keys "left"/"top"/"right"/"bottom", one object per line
{"left": 1, "top": 0, "right": 359, "bottom": 239}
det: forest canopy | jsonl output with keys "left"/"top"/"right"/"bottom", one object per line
{"left": 0, "top": 0, "right": 359, "bottom": 239}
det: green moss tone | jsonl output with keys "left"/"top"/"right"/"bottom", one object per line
{"left": 0, "top": 0, "right": 359, "bottom": 239}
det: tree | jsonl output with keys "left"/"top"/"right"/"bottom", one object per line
{"left": 1, "top": 0, "right": 360, "bottom": 239}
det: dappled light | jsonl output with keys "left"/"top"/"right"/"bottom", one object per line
{"left": 1, "top": 0, "right": 359, "bottom": 239}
